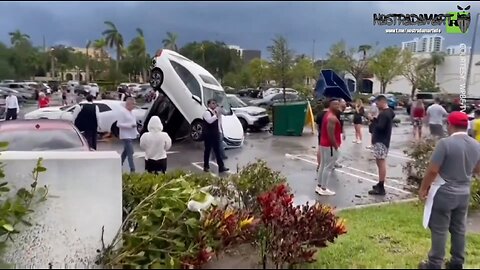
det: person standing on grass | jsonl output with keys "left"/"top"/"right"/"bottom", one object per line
{"left": 139, "top": 116, "right": 172, "bottom": 174}
{"left": 202, "top": 98, "right": 229, "bottom": 173}
{"left": 366, "top": 98, "right": 379, "bottom": 149}
{"left": 368, "top": 95, "right": 395, "bottom": 196}
{"left": 412, "top": 99, "right": 426, "bottom": 140}
{"left": 315, "top": 100, "right": 329, "bottom": 172}
{"left": 117, "top": 97, "right": 138, "bottom": 173}
{"left": 418, "top": 111, "right": 480, "bottom": 270}
{"left": 353, "top": 99, "right": 365, "bottom": 144}
{"left": 72, "top": 95, "right": 101, "bottom": 150}
{"left": 5, "top": 92, "right": 19, "bottom": 121}
{"left": 316, "top": 98, "right": 342, "bottom": 196}
{"left": 426, "top": 98, "right": 448, "bottom": 138}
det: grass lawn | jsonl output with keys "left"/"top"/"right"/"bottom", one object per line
{"left": 312, "top": 202, "right": 480, "bottom": 269}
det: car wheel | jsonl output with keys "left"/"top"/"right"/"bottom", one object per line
{"left": 239, "top": 118, "right": 248, "bottom": 132}
{"left": 111, "top": 122, "right": 120, "bottom": 138}
{"left": 149, "top": 68, "right": 164, "bottom": 90}
{"left": 190, "top": 120, "right": 204, "bottom": 141}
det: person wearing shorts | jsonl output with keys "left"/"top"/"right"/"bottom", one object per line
{"left": 369, "top": 95, "right": 395, "bottom": 196}
{"left": 426, "top": 98, "right": 448, "bottom": 138}
{"left": 412, "top": 99, "right": 426, "bottom": 140}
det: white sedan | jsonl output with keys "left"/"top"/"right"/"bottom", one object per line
{"left": 24, "top": 100, "right": 147, "bottom": 137}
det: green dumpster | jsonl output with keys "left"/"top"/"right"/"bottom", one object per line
{"left": 272, "top": 101, "right": 308, "bottom": 136}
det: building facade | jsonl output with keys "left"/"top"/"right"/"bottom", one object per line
{"left": 401, "top": 35, "right": 444, "bottom": 53}
{"left": 446, "top": 44, "right": 472, "bottom": 55}
{"left": 366, "top": 54, "right": 480, "bottom": 97}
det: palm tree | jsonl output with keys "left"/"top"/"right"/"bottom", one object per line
{"left": 358, "top": 44, "right": 372, "bottom": 60}
{"left": 8, "top": 30, "right": 30, "bottom": 46}
{"left": 134, "top": 28, "right": 147, "bottom": 82}
{"left": 93, "top": 38, "right": 108, "bottom": 59}
{"left": 162, "top": 32, "right": 179, "bottom": 51}
{"left": 429, "top": 52, "right": 446, "bottom": 85}
{"left": 102, "top": 21, "right": 124, "bottom": 74}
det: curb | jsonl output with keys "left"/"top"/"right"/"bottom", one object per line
{"left": 335, "top": 197, "right": 419, "bottom": 212}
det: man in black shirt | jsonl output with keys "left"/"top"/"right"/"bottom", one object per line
{"left": 72, "top": 95, "right": 101, "bottom": 150}
{"left": 369, "top": 95, "right": 395, "bottom": 196}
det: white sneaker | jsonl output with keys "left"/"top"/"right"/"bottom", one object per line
{"left": 366, "top": 145, "right": 373, "bottom": 149}
{"left": 324, "top": 189, "right": 336, "bottom": 196}
{"left": 352, "top": 139, "right": 358, "bottom": 143}
{"left": 356, "top": 140, "right": 362, "bottom": 144}
{"left": 315, "top": 186, "right": 326, "bottom": 195}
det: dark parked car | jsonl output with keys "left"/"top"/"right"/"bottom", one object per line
{"left": 248, "top": 93, "right": 302, "bottom": 109}
{"left": 237, "top": 88, "right": 261, "bottom": 98}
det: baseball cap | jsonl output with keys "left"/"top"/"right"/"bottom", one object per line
{"left": 447, "top": 111, "right": 469, "bottom": 128}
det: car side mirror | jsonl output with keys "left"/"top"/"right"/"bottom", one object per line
{"left": 192, "top": 95, "right": 202, "bottom": 104}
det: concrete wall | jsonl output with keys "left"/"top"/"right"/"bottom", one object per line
{"left": 369, "top": 54, "right": 480, "bottom": 97}
{"left": 0, "top": 151, "right": 122, "bottom": 269}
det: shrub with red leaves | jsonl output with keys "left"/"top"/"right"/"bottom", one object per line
{"left": 257, "top": 184, "right": 347, "bottom": 268}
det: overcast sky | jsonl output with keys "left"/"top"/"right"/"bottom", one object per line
{"left": 0, "top": 1, "right": 477, "bottom": 59}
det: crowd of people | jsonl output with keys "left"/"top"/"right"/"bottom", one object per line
{"left": 314, "top": 94, "right": 480, "bottom": 269}
{"left": 314, "top": 95, "right": 395, "bottom": 196}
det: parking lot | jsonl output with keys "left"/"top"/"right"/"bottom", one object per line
{"left": 95, "top": 110, "right": 415, "bottom": 209}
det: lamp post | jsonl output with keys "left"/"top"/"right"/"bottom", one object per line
{"left": 465, "top": 13, "right": 479, "bottom": 98}
{"left": 50, "top": 47, "right": 55, "bottom": 80}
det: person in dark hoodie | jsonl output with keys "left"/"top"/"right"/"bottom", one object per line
{"left": 368, "top": 95, "right": 395, "bottom": 196}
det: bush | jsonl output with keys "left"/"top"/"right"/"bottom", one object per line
{"left": 100, "top": 161, "right": 345, "bottom": 269}
{"left": 471, "top": 178, "right": 480, "bottom": 210}
{"left": 403, "top": 138, "right": 436, "bottom": 188}
{"left": 0, "top": 158, "right": 48, "bottom": 266}
{"left": 404, "top": 140, "right": 480, "bottom": 210}
{"left": 256, "top": 184, "right": 346, "bottom": 269}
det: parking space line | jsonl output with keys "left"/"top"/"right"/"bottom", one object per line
{"left": 285, "top": 153, "right": 411, "bottom": 195}
{"left": 298, "top": 154, "right": 403, "bottom": 185}
{"left": 191, "top": 161, "right": 234, "bottom": 175}
{"left": 191, "top": 162, "right": 217, "bottom": 177}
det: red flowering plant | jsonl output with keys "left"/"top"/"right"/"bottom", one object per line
{"left": 257, "top": 184, "right": 347, "bottom": 269}
{"left": 181, "top": 206, "right": 260, "bottom": 269}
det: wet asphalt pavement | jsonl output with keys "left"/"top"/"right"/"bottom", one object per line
{"left": 95, "top": 109, "right": 417, "bottom": 209}
{"left": 17, "top": 99, "right": 417, "bottom": 209}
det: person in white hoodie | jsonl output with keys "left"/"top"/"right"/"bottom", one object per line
{"left": 140, "top": 116, "right": 172, "bottom": 174}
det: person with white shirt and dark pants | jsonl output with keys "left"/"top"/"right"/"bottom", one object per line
{"left": 117, "top": 97, "right": 138, "bottom": 173}
{"left": 426, "top": 98, "right": 448, "bottom": 138}
{"left": 212, "top": 106, "right": 227, "bottom": 160}
{"left": 5, "top": 93, "right": 19, "bottom": 121}
{"left": 72, "top": 95, "right": 101, "bottom": 150}
{"left": 203, "top": 98, "right": 229, "bottom": 173}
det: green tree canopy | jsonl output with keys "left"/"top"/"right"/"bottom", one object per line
{"left": 369, "top": 47, "right": 403, "bottom": 94}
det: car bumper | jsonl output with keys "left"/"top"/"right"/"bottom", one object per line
{"left": 252, "top": 115, "right": 270, "bottom": 128}
{"left": 223, "top": 136, "right": 244, "bottom": 149}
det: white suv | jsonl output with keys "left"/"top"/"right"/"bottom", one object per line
{"left": 226, "top": 94, "right": 270, "bottom": 132}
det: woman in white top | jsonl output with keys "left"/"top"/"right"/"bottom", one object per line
{"left": 139, "top": 116, "right": 172, "bottom": 174}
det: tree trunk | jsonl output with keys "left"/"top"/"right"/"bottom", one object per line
{"left": 411, "top": 85, "right": 416, "bottom": 98}
{"left": 433, "top": 65, "right": 437, "bottom": 85}
{"left": 355, "top": 75, "right": 363, "bottom": 93}
{"left": 115, "top": 46, "right": 120, "bottom": 86}
{"left": 381, "top": 82, "right": 387, "bottom": 94}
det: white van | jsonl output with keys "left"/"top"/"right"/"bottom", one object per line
{"left": 145, "top": 49, "right": 244, "bottom": 148}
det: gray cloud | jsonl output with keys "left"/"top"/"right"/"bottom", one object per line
{"left": 0, "top": 1, "right": 477, "bottom": 59}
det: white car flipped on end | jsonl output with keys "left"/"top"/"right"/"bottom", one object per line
{"left": 24, "top": 100, "right": 147, "bottom": 137}
{"left": 226, "top": 94, "right": 270, "bottom": 132}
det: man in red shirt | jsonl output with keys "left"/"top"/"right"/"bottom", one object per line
{"left": 316, "top": 98, "right": 342, "bottom": 196}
